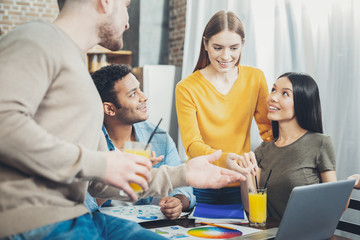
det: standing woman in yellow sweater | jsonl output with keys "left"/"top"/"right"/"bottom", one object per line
{"left": 175, "top": 10, "right": 273, "bottom": 209}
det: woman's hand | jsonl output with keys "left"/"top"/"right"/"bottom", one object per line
{"left": 226, "top": 152, "right": 258, "bottom": 176}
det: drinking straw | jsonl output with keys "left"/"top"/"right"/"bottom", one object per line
{"left": 144, "top": 118, "right": 162, "bottom": 150}
{"left": 263, "top": 169, "right": 272, "bottom": 193}
{"left": 255, "top": 175, "right": 259, "bottom": 190}
{"left": 254, "top": 159, "right": 262, "bottom": 190}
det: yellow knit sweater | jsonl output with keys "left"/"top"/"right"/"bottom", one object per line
{"left": 176, "top": 65, "right": 273, "bottom": 186}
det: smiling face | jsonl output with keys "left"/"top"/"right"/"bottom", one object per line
{"left": 111, "top": 73, "right": 148, "bottom": 124}
{"left": 98, "top": 0, "right": 131, "bottom": 51}
{"left": 267, "top": 77, "right": 296, "bottom": 123}
{"left": 204, "top": 30, "right": 243, "bottom": 73}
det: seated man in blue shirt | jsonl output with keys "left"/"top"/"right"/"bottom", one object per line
{"left": 87, "top": 64, "right": 195, "bottom": 219}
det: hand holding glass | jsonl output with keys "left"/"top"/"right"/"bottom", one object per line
{"left": 123, "top": 141, "right": 151, "bottom": 195}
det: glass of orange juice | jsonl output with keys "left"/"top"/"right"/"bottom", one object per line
{"left": 248, "top": 188, "right": 267, "bottom": 228}
{"left": 123, "top": 141, "right": 151, "bottom": 196}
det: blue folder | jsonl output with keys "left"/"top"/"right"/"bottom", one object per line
{"left": 192, "top": 203, "right": 245, "bottom": 219}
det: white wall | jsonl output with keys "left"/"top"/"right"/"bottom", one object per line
{"left": 142, "top": 65, "right": 182, "bottom": 146}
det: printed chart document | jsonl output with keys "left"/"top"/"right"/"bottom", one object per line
{"left": 149, "top": 224, "right": 261, "bottom": 239}
{"left": 100, "top": 205, "right": 188, "bottom": 223}
{"left": 100, "top": 205, "right": 165, "bottom": 223}
{"left": 100, "top": 204, "right": 260, "bottom": 239}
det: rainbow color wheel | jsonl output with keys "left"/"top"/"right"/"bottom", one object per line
{"left": 187, "top": 227, "right": 242, "bottom": 239}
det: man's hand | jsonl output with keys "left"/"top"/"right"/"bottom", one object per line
{"left": 227, "top": 151, "right": 258, "bottom": 176}
{"left": 150, "top": 151, "right": 164, "bottom": 166}
{"left": 347, "top": 174, "right": 360, "bottom": 190}
{"left": 103, "top": 151, "right": 152, "bottom": 201}
{"left": 159, "top": 196, "right": 184, "bottom": 220}
{"left": 186, "top": 150, "right": 246, "bottom": 189}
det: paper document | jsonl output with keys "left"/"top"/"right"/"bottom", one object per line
{"left": 100, "top": 205, "right": 166, "bottom": 223}
{"left": 100, "top": 205, "right": 188, "bottom": 223}
{"left": 149, "top": 224, "right": 261, "bottom": 239}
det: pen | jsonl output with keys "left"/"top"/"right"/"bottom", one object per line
{"left": 199, "top": 222, "right": 236, "bottom": 230}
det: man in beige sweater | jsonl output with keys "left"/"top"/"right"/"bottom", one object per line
{"left": 0, "top": 0, "right": 247, "bottom": 239}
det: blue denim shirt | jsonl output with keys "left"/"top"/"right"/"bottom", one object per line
{"left": 85, "top": 122, "right": 196, "bottom": 212}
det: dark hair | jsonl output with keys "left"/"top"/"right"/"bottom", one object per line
{"left": 272, "top": 72, "right": 323, "bottom": 138}
{"left": 193, "top": 10, "right": 245, "bottom": 72}
{"left": 57, "top": 0, "right": 65, "bottom": 11}
{"left": 91, "top": 64, "right": 132, "bottom": 108}
{"left": 58, "top": 0, "right": 87, "bottom": 11}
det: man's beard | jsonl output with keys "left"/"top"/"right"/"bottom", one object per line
{"left": 98, "top": 23, "right": 123, "bottom": 51}
{"left": 116, "top": 110, "right": 148, "bottom": 125}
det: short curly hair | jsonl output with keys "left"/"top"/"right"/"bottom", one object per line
{"left": 91, "top": 64, "right": 132, "bottom": 109}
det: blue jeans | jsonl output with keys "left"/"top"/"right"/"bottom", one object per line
{"left": 3, "top": 212, "right": 166, "bottom": 240}
{"left": 193, "top": 187, "right": 242, "bottom": 205}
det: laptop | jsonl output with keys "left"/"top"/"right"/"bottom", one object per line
{"left": 234, "top": 179, "right": 355, "bottom": 240}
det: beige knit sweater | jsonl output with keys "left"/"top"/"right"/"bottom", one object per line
{"left": 0, "top": 21, "right": 188, "bottom": 237}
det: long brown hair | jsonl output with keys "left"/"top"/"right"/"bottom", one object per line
{"left": 193, "top": 11, "right": 245, "bottom": 73}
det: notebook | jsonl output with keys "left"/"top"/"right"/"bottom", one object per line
{"left": 235, "top": 179, "right": 355, "bottom": 240}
